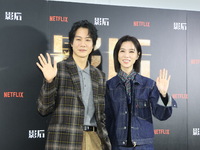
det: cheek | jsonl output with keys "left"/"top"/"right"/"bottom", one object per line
{"left": 118, "top": 53, "right": 123, "bottom": 59}
{"left": 91, "top": 44, "right": 94, "bottom": 48}
{"left": 132, "top": 54, "right": 138, "bottom": 59}
{"left": 88, "top": 43, "right": 93, "bottom": 49}
{"left": 118, "top": 56, "right": 122, "bottom": 63}
{"left": 89, "top": 45, "right": 93, "bottom": 51}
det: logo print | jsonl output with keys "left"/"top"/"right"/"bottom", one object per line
{"left": 5, "top": 12, "right": 22, "bottom": 21}
{"left": 28, "top": 130, "right": 45, "bottom": 138}
{"left": 94, "top": 17, "right": 109, "bottom": 26}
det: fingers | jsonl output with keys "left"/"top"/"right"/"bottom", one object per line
{"left": 53, "top": 60, "right": 58, "bottom": 69}
{"left": 46, "top": 53, "right": 52, "bottom": 64}
{"left": 167, "top": 75, "right": 171, "bottom": 81}
{"left": 159, "top": 68, "right": 170, "bottom": 79}
{"left": 36, "top": 62, "right": 43, "bottom": 71}
{"left": 37, "top": 54, "right": 46, "bottom": 68}
{"left": 36, "top": 53, "right": 57, "bottom": 71}
{"left": 163, "top": 69, "right": 167, "bottom": 79}
{"left": 39, "top": 53, "right": 48, "bottom": 65}
{"left": 37, "top": 53, "right": 51, "bottom": 67}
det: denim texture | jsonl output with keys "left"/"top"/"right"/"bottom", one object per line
{"left": 105, "top": 74, "right": 177, "bottom": 149}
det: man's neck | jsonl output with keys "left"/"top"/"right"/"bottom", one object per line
{"left": 73, "top": 55, "right": 88, "bottom": 70}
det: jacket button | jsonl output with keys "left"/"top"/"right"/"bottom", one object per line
{"left": 125, "top": 111, "right": 127, "bottom": 114}
{"left": 122, "top": 141, "right": 126, "bottom": 145}
{"left": 124, "top": 126, "right": 127, "bottom": 129}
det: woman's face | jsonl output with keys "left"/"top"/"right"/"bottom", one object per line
{"left": 118, "top": 41, "right": 140, "bottom": 73}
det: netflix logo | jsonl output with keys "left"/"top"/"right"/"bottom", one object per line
{"left": 49, "top": 16, "right": 68, "bottom": 22}
{"left": 4, "top": 92, "right": 24, "bottom": 98}
{"left": 154, "top": 129, "right": 170, "bottom": 135}
{"left": 191, "top": 59, "right": 200, "bottom": 64}
{"left": 133, "top": 21, "right": 150, "bottom": 27}
{"left": 172, "top": 94, "right": 188, "bottom": 99}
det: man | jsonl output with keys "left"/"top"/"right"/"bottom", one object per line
{"left": 36, "top": 20, "right": 111, "bottom": 150}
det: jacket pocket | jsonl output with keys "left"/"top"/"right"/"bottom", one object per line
{"left": 135, "top": 99, "right": 151, "bottom": 120}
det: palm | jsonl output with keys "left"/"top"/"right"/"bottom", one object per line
{"left": 156, "top": 69, "right": 171, "bottom": 97}
{"left": 36, "top": 53, "right": 57, "bottom": 83}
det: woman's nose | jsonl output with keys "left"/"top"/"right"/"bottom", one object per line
{"left": 124, "top": 52, "right": 129, "bottom": 57}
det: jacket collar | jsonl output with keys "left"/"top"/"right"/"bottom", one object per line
{"left": 65, "top": 56, "right": 82, "bottom": 99}
{"left": 111, "top": 73, "right": 143, "bottom": 88}
{"left": 134, "top": 73, "right": 143, "bottom": 85}
{"left": 65, "top": 57, "right": 100, "bottom": 105}
{"left": 89, "top": 65, "right": 100, "bottom": 106}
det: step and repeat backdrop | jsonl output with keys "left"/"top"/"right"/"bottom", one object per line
{"left": 0, "top": 0, "right": 200, "bottom": 149}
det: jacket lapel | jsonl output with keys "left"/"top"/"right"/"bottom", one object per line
{"left": 90, "top": 66, "right": 99, "bottom": 106}
{"left": 65, "top": 57, "right": 100, "bottom": 106}
{"left": 65, "top": 57, "right": 82, "bottom": 100}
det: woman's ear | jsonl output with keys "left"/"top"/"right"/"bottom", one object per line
{"left": 137, "top": 52, "right": 140, "bottom": 59}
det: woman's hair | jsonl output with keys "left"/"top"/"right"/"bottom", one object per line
{"left": 113, "top": 35, "right": 142, "bottom": 73}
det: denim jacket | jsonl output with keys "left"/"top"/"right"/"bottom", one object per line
{"left": 105, "top": 74, "right": 177, "bottom": 147}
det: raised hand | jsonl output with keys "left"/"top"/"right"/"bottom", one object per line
{"left": 36, "top": 53, "right": 57, "bottom": 83}
{"left": 156, "top": 68, "right": 171, "bottom": 97}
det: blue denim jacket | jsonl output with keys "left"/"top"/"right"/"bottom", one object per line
{"left": 105, "top": 74, "right": 177, "bottom": 147}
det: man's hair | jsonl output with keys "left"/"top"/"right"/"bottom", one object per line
{"left": 68, "top": 20, "right": 98, "bottom": 61}
{"left": 113, "top": 35, "right": 142, "bottom": 73}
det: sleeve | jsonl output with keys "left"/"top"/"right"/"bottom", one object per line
{"left": 150, "top": 82, "right": 177, "bottom": 121}
{"left": 160, "top": 93, "right": 169, "bottom": 106}
{"left": 158, "top": 93, "right": 177, "bottom": 108}
{"left": 37, "top": 66, "right": 59, "bottom": 116}
{"left": 105, "top": 82, "right": 114, "bottom": 137}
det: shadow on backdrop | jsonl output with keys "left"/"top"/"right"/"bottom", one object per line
{"left": 0, "top": 25, "right": 49, "bottom": 150}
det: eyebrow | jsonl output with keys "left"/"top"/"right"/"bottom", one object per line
{"left": 120, "top": 48, "right": 136, "bottom": 50}
{"left": 75, "top": 35, "right": 91, "bottom": 38}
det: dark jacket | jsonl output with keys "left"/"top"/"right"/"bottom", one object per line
{"left": 38, "top": 57, "right": 111, "bottom": 150}
{"left": 105, "top": 74, "right": 177, "bottom": 148}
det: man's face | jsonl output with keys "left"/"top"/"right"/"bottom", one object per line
{"left": 71, "top": 27, "right": 93, "bottom": 60}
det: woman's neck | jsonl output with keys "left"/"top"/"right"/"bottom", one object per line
{"left": 121, "top": 68, "right": 132, "bottom": 75}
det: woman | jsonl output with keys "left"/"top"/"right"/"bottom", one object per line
{"left": 105, "top": 35, "right": 177, "bottom": 150}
